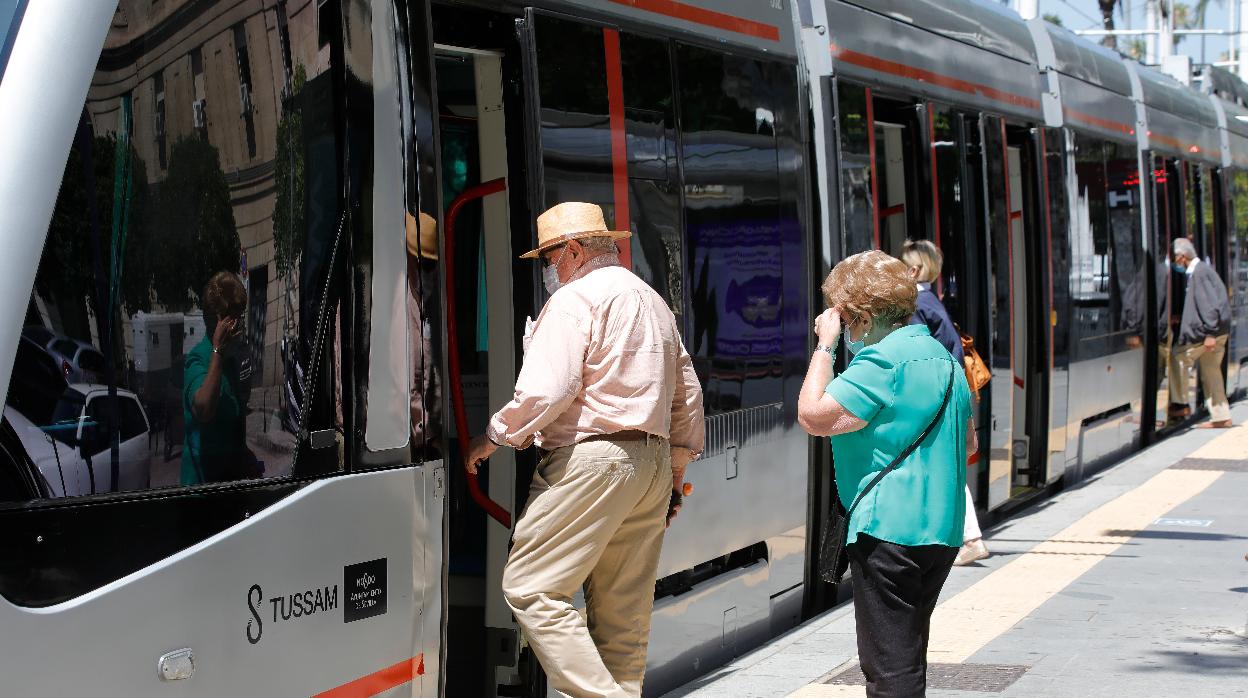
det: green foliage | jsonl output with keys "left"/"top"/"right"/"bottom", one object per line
{"left": 40, "top": 134, "right": 152, "bottom": 326}
{"left": 273, "top": 64, "right": 307, "bottom": 279}
{"left": 148, "top": 135, "right": 241, "bottom": 311}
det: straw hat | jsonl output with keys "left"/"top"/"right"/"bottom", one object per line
{"left": 519, "top": 202, "right": 630, "bottom": 259}
{"left": 405, "top": 210, "right": 438, "bottom": 260}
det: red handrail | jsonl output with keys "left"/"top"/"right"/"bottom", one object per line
{"left": 443, "top": 178, "right": 512, "bottom": 528}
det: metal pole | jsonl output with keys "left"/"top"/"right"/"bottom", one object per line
{"left": 1160, "top": 0, "right": 1174, "bottom": 61}
{"left": 1017, "top": 0, "right": 1039, "bottom": 20}
{"left": 1240, "top": 0, "right": 1248, "bottom": 80}
{"left": 1231, "top": 0, "right": 1238, "bottom": 76}
{"left": 1147, "top": 0, "right": 1159, "bottom": 63}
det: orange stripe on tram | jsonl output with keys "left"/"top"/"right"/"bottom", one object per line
{"left": 603, "top": 28, "right": 633, "bottom": 269}
{"left": 831, "top": 44, "right": 1041, "bottom": 112}
{"left": 313, "top": 654, "right": 424, "bottom": 698}
{"left": 608, "top": 0, "right": 780, "bottom": 41}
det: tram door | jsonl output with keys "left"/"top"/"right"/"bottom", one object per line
{"left": 980, "top": 118, "right": 1043, "bottom": 509}
{"left": 427, "top": 21, "right": 527, "bottom": 693}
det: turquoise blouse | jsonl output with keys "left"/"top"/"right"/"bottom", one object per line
{"left": 825, "top": 324, "right": 971, "bottom": 548}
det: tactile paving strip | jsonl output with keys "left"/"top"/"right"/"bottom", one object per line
{"left": 824, "top": 662, "right": 1029, "bottom": 692}
{"left": 1169, "top": 458, "right": 1248, "bottom": 472}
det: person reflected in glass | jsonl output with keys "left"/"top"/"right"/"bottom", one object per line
{"left": 406, "top": 210, "right": 443, "bottom": 460}
{"left": 901, "top": 239, "right": 987, "bottom": 567}
{"left": 798, "top": 251, "right": 975, "bottom": 698}
{"left": 182, "top": 271, "right": 261, "bottom": 485}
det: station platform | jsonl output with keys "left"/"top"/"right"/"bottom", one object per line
{"left": 663, "top": 405, "right": 1248, "bottom": 697}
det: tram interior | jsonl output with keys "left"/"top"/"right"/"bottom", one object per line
{"left": 429, "top": 4, "right": 534, "bottom": 695}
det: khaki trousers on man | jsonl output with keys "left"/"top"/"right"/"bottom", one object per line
{"left": 1168, "top": 334, "right": 1231, "bottom": 422}
{"left": 502, "top": 437, "right": 671, "bottom": 698}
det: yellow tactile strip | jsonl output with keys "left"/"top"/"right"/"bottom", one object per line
{"left": 787, "top": 424, "right": 1244, "bottom": 698}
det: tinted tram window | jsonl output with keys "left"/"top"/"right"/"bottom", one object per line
{"left": 532, "top": 18, "right": 682, "bottom": 311}
{"left": 1, "top": 0, "right": 347, "bottom": 505}
{"left": 837, "top": 82, "right": 874, "bottom": 254}
{"left": 931, "top": 105, "right": 966, "bottom": 323}
{"left": 677, "top": 44, "right": 787, "bottom": 413}
{"left": 1070, "top": 135, "right": 1143, "bottom": 359}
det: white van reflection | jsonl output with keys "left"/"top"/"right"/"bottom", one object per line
{"left": 5, "top": 384, "right": 152, "bottom": 497}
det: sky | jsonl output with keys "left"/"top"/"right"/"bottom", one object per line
{"left": 1020, "top": 0, "right": 1237, "bottom": 68}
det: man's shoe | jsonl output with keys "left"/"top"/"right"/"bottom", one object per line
{"left": 954, "top": 538, "right": 989, "bottom": 566}
{"left": 1196, "top": 419, "right": 1233, "bottom": 429}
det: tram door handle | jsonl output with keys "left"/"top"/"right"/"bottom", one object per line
{"left": 443, "top": 178, "right": 512, "bottom": 528}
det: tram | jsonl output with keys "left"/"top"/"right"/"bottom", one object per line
{"left": 0, "top": 0, "right": 1245, "bottom": 696}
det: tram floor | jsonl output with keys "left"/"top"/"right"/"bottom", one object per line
{"left": 662, "top": 403, "right": 1248, "bottom": 697}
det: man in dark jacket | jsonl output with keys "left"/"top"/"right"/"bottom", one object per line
{"left": 1169, "top": 238, "right": 1232, "bottom": 427}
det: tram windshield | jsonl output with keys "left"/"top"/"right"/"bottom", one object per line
{"left": 0, "top": 0, "right": 22, "bottom": 80}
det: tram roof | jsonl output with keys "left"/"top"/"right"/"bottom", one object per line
{"left": 835, "top": 0, "right": 1037, "bottom": 66}
{"left": 1035, "top": 21, "right": 1133, "bottom": 98}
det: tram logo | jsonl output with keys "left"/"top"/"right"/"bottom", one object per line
{"left": 245, "top": 581, "right": 340, "bottom": 645}
{"left": 344, "top": 558, "right": 388, "bottom": 623}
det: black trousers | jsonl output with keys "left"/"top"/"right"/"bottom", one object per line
{"left": 848, "top": 535, "right": 958, "bottom": 698}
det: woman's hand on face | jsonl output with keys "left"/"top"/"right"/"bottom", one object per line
{"left": 814, "top": 308, "right": 842, "bottom": 348}
{"left": 213, "top": 316, "right": 239, "bottom": 352}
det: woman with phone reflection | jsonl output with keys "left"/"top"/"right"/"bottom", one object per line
{"left": 181, "top": 271, "right": 261, "bottom": 485}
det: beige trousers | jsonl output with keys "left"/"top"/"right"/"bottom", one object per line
{"left": 1169, "top": 334, "right": 1231, "bottom": 422}
{"left": 502, "top": 437, "right": 671, "bottom": 698}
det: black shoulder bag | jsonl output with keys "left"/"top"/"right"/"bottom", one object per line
{"left": 818, "top": 364, "right": 956, "bottom": 584}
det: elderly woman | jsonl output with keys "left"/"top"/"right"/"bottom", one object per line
{"left": 798, "top": 250, "right": 975, "bottom": 697}
{"left": 181, "top": 271, "right": 258, "bottom": 485}
{"left": 901, "top": 239, "right": 988, "bottom": 566}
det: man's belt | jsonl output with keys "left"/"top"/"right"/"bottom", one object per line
{"left": 580, "top": 429, "right": 659, "bottom": 443}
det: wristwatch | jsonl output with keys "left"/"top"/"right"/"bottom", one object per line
{"left": 815, "top": 343, "right": 836, "bottom": 356}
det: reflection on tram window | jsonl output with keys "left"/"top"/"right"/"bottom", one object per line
{"left": 533, "top": 18, "right": 683, "bottom": 311}
{"left": 1070, "top": 135, "right": 1144, "bottom": 359}
{"left": 1044, "top": 128, "right": 1072, "bottom": 364}
{"left": 1, "top": 0, "right": 346, "bottom": 504}
{"left": 837, "top": 82, "right": 874, "bottom": 254}
{"left": 677, "top": 44, "right": 785, "bottom": 413}
{"left": 931, "top": 105, "right": 966, "bottom": 323}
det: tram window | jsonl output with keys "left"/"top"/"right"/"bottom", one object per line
{"left": 931, "top": 105, "right": 966, "bottom": 322}
{"left": 677, "top": 44, "right": 785, "bottom": 414}
{"left": 620, "top": 33, "right": 683, "bottom": 316}
{"left": 1070, "top": 134, "right": 1142, "bottom": 359}
{"left": 1044, "top": 129, "right": 1073, "bottom": 363}
{"left": 836, "top": 82, "right": 874, "bottom": 254}
{"left": 532, "top": 18, "right": 682, "bottom": 310}
{"left": 0, "top": 0, "right": 347, "bottom": 505}
{"left": 534, "top": 18, "right": 613, "bottom": 220}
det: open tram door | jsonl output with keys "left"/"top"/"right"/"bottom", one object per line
{"left": 976, "top": 117, "right": 1049, "bottom": 510}
{"left": 412, "top": 3, "right": 552, "bottom": 695}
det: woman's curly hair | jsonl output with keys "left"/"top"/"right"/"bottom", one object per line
{"left": 821, "top": 250, "right": 917, "bottom": 328}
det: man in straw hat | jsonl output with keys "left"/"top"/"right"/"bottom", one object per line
{"left": 406, "top": 211, "right": 442, "bottom": 457}
{"left": 466, "top": 201, "right": 705, "bottom": 697}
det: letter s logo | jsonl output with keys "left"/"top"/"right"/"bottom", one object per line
{"left": 246, "top": 584, "right": 263, "bottom": 645}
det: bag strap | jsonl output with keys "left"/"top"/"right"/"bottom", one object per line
{"left": 842, "top": 362, "right": 956, "bottom": 520}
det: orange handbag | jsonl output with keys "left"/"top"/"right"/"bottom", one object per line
{"left": 960, "top": 331, "right": 991, "bottom": 394}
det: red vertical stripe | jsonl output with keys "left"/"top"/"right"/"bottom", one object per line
{"left": 866, "top": 88, "right": 879, "bottom": 250}
{"left": 603, "top": 28, "right": 632, "bottom": 269}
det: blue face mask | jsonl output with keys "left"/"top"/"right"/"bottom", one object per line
{"left": 844, "top": 327, "right": 866, "bottom": 355}
{"left": 1171, "top": 261, "right": 1187, "bottom": 274}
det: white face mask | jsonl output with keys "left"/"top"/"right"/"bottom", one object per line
{"left": 542, "top": 245, "right": 569, "bottom": 295}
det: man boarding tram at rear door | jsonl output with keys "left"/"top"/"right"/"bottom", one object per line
{"left": 465, "top": 202, "right": 705, "bottom": 698}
